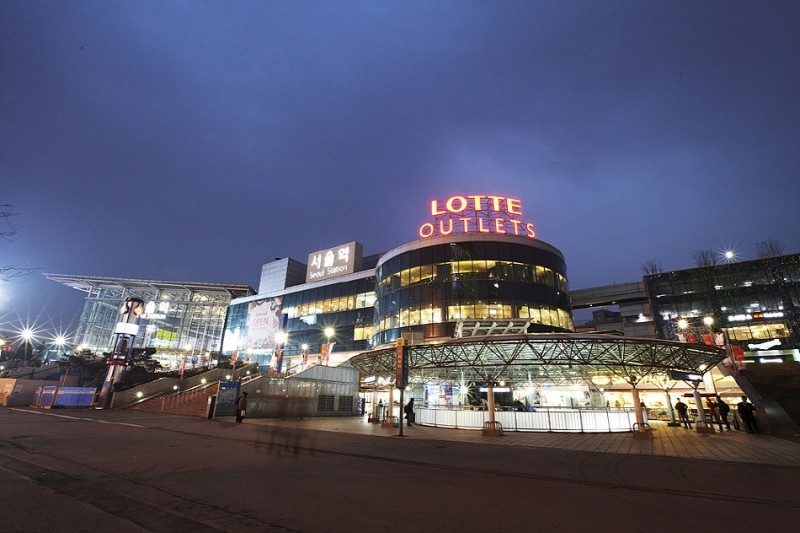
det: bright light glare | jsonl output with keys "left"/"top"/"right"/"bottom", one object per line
{"left": 301, "top": 343, "right": 309, "bottom": 351}
{"left": 275, "top": 331, "right": 287, "bottom": 344}
{"left": 677, "top": 319, "right": 689, "bottom": 330}
{"left": 21, "top": 328, "right": 34, "bottom": 341}
{"left": 703, "top": 316, "right": 714, "bottom": 327}
{"left": 54, "top": 335, "right": 67, "bottom": 346}
{"left": 324, "top": 327, "right": 334, "bottom": 338}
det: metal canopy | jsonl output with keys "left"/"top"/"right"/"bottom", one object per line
{"left": 44, "top": 273, "right": 254, "bottom": 296}
{"left": 349, "top": 333, "right": 727, "bottom": 387}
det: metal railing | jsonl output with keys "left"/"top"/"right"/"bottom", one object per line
{"left": 416, "top": 406, "right": 641, "bottom": 433}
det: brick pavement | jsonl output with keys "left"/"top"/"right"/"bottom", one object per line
{"left": 246, "top": 415, "right": 800, "bottom": 466}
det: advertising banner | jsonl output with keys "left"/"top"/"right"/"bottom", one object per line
{"left": 244, "top": 297, "right": 283, "bottom": 351}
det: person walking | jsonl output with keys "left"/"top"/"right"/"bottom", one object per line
{"left": 737, "top": 395, "right": 759, "bottom": 434}
{"left": 403, "top": 398, "right": 415, "bottom": 426}
{"left": 716, "top": 395, "right": 731, "bottom": 430}
{"left": 235, "top": 392, "right": 248, "bottom": 423}
{"left": 675, "top": 399, "right": 692, "bottom": 429}
{"left": 706, "top": 398, "right": 723, "bottom": 431}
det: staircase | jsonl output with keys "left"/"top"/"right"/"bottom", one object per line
{"left": 127, "top": 385, "right": 216, "bottom": 419}
{"left": 734, "top": 361, "right": 800, "bottom": 440}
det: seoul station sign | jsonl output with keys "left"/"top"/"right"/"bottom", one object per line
{"left": 418, "top": 194, "right": 536, "bottom": 239}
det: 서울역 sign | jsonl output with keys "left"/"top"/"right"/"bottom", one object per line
{"left": 418, "top": 194, "right": 536, "bottom": 239}
{"left": 306, "top": 241, "right": 363, "bottom": 283}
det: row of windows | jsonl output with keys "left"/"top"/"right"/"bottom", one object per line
{"left": 375, "top": 282, "right": 570, "bottom": 316}
{"left": 726, "top": 323, "right": 789, "bottom": 341}
{"left": 283, "top": 291, "right": 376, "bottom": 318}
{"left": 377, "top": 241, "right": 566, "bottom": 278}
{"left": 376, "top": 304, "right": 574, "bottom": 331}
{"left": 282, "top": 278, "right": 376, "bottom": 308}
{"left": 378, "top": 261, "right": 567, "bottom": 295}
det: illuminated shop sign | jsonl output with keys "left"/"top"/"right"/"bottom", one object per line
{"left": 306, "top": 241, "right": 363, "bottom": 283}
{"left": 418, "top": 194, "right": 536, "bottom": 239}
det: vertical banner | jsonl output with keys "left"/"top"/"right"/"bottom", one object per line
{"left": 396, "top": 338, "right": 408, "bottom": 388}
{"left": 244, "top": 297, "right": 283, "bottom": 351}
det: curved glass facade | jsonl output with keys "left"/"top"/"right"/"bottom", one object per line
{"left": 373, "top": 235, "right": 573, "bottom": 345}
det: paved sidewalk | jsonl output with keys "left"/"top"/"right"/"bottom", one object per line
{"left": 245, "top": 415, "right": 800, "bottom": 466}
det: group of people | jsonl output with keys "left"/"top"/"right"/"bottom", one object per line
{"left": 674, "top": 395, "right": 759, "bottom": 433}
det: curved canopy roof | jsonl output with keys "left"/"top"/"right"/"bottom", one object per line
{"left": 349, "top": 333, "right": 727, "bottom": 388}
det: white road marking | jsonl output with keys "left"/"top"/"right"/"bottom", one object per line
{"left": 10, "top": 408, "right": 144, "bottom": 428}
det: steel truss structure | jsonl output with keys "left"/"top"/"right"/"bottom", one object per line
{"left": 349, "top": 333, "right": 727, "bottom": 387}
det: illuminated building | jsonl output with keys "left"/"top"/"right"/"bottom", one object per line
{"left": 43, "top": 274, "right": 254, "bottom": 367}
{"left": 223, "top": 194, "right": 572, "bottom": 367}
{"left": 644, "top": 253, "right": 800, "bottom": 363}
{"left": 220, "top": 194, "right": 725, "bottom": 434}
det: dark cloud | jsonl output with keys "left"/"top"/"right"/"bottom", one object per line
{"left": 2, "top": 0, "right": 799, "bottom": 330}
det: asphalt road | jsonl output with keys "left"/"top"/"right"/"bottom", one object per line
{"left": 1, "top": 407, "right": 798, "bottom": 532}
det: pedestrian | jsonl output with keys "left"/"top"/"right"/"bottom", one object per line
{"left": 675, "top": 399, "right": 692, "bottom": 429}
{"left": 404, "top": 398, "right": 415, "bottom": 426}
{"left": 236, "top": 392, "right": 248, "bottom": 423}
{"left": 737, "top": 395, "right": 759, "bottom": 433}
{"left": 716, "top": 395, "right": 731, "bottom": 430}
{"left": 706, "top": 398, "right": 723, "bottom": 431}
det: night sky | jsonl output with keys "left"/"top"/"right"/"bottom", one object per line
{"left": 2, "top": 1, "right": 799, "bottom": 336}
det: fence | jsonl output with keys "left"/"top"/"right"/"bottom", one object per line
{"left": 416, "top": 406, "right": 641, "bottom": 433}
{"left": 31, "top": 386, "right": 96, "bottom": 408}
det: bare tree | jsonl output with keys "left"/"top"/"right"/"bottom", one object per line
{"left": 693, "top": 250, "right": 717, "bottom": 267}
{"left": 641, "top": 259, "right": 662, "bottom": 275}
{"left": 756, "top": 239, "right": 785, "bottom": 259}
{"left": 1, "top": 204, "right": 37, "bottom": 281}
{"left": 1, "top": 204, "right": 17, "bottom": 239}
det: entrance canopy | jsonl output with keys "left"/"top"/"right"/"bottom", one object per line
{"left": 349, "top": 333, "right": 727, "bottom": 388}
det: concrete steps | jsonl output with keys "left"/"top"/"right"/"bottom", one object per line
{"left": 128, "top": 387, "right": 215, "bottom": 419}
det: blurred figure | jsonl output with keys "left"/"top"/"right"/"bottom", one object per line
{"left": 737, "top": 396, "right": 759, "bottom": 433}
{"left": 235, "top": 392, "right": 248, "bottom": 423}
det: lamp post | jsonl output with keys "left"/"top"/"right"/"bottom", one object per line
{"left": 52, "top": 335, "right": 67, "bottom": 364}
{"left": 323, "top": 327, "right": 334, "bottom": 366}
{"left": 20, "top": 328, "right": 35, "bottom": 362}
{"left": 702, "top": 316, "right": 715, "bottom": 346}
{"left": 301, "top": 343, "right": 309, "bottom": 369}
{"left": 274, "top": 331, "right": 287, "bottom": 373}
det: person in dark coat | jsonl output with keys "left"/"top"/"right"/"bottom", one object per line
{"left": 737, "top": 395, "right": 759, "bottom": 433}
{"left": 716, "top": 395, "right": 731, "bottom": 430}
{"left": 403, "top": 398, "right": 415, "bottom": 426}
{"left": 675, "top": 399, "right": 691, "bottom": 429}
{"left": 235, "top": 392, "right": 248, "bottom": 423}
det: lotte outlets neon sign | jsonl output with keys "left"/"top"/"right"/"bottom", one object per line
{"left": 418, "top": 194, "right": 536, "bottom": 239}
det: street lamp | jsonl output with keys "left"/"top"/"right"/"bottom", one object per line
{"left": 301, "top": 343, "right": 309, "bottom": 368}
{"left": 19, "top": 328, "right": 35, "bottom": 362}
{"left": 274, "top": 331, "right": 287, "bottom": 373}
{"left": 52, "top": 335, "right": 67, "bottom": 364}
{"left": 323, "top": 327, "right": 334, "bottom": 366}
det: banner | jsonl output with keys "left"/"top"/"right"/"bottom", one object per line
{"left": 244, "top": 297, "right": 283, "bottom": 351}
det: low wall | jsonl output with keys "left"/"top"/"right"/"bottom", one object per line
{"left": 0, "top": 378, "right": 55, "bottom": 406}
{"left": 417, "top": 407, "right": 641, "bottom": 433}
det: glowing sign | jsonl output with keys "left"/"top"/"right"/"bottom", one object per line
{"left": 419, "top": 194, "right": 536, "bottom": 239}
{"left": 306, "top": 241, "right": 363, "bottom": 283}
